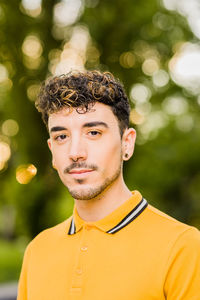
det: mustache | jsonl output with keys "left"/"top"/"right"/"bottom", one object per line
{"left": 64, "top": 162, "right": 98, "bottom": 174}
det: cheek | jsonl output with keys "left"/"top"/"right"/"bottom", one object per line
{"left": 52, "top": 146, "right": 66, "bottom": 165}
{"left": 94, "top": 139, "right": 122, "bottom": 166}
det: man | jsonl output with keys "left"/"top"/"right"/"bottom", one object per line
{"left": 17, "top": 70, "right": 200, "bottom": 300}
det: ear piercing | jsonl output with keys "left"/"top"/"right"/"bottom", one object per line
{"left": 124, "top": 153, "right": 129, "bottom": 159}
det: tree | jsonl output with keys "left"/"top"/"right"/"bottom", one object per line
{"left": 0, "top": 0, "right": 200, "bottom": 282}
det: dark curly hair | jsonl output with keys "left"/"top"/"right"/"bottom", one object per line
{"left": 35, "top": 70, "right": 130, "bottom": 137}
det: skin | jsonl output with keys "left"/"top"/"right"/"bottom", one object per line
{"left": 47, "top": 102, "right": 136, "bottom": 222}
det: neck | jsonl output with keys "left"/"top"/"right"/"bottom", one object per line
{"left": 74, "top": 174, "right": 132, "bottom": 222}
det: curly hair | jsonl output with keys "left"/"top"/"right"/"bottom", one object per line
{"left": 35, "top": 70, "right": 130, "bottom": 137}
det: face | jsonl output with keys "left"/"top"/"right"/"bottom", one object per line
{"left": 47, "top": 102, "right": 136, "bottom": 200}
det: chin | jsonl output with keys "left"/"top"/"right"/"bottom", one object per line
{"left": 67, "top": 184, "right": 105, "bottom": 200}
{"left": 63, "top": 166, "right": 121, "bottom": 200}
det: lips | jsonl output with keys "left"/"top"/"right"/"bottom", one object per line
{"left": 68, "top": 169, "right": 93, "bottom": 174}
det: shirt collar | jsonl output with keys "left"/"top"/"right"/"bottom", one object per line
{"left": 68, "top": 190, "right": 148, "bottom": 235}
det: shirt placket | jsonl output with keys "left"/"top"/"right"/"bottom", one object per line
{"left": 70, "top": 223, "right": 92, "bottom": 299}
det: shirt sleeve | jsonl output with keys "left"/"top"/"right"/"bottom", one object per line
{"left": 17, "top": 243, "right": 31, "bottom": 300}
{"left": 164, "top": 227, "right": 200, "bottom": 300}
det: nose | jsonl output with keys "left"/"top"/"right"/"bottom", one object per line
{"left": 68, "top": 136, "right": 87, "bottom": 162}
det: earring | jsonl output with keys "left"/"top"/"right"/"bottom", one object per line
{"left": 52, "top": 165, "right": 57, "bottom": 170}
{"left": 124, "top": 153, "right": 129, "bottom": 159}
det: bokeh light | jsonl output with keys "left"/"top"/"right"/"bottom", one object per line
{"left": 142, "top": 58, "right": 159, "bottom": 76}
{"left": 138, "top": 111, "right": 168, "bottom": 141}
{"left": 133, "top": 40, "right": 160, "bottom": 64}
{"left": 130, "top": 83, "right": 151, "bottom": 104}
{"left": 0, "top": 141, "right": 11, "bottom": 171}
{"left": 22, "top": 35, "right": 43, "bottom": 70}
{"left": 152, "top": 70, "right": 169, "bottom": 88}
{"left": 119, "top": 52, "right": 135, "bottom": 68}
{"left": 162, "top": 95, "right": 188, "bottom": 116}
{"left": 130, "top": 109, "right": 145, "bottom": 125}
{"left": 86, "top": 45, "right": 100, "bottom": 66}
{"left": 176, "top": 114, "right": 194, "bottom": 132}
{"left": 153, "top": 12, "right": 174, "bottom": 31}
{"left": 27, "top": 83, "right": 41, "bottom": 101}
{"left": 21, "top": 0, "right": 41, "bottom": 10}
{"left": 22, "top": 35, "right": 43, "bottom": 59}
{"left": 53, "top": 0, "right": 83, "bottom": 27}
{"left": 135, "top": 102, "right": 152, "bottom": 116}
{"left": 0, "top": 64, "right": 9, "bottom": 83}
{"left": 169, "top": 42, "right": 200, "bottom": 94}
{"left": 2, "top": 119, "right": 19, "bottom": 137}
{"left": 16, "top": 164, "right": 37, "bottom": 184}
{"left": 163, "top": 0, "right": 200, "bottom": 39}
{"left": 21, "top": 0, "right": 42, "bottom": 17}
{"left": 53, "top": 25, "right": 90, "bottom": 75}
{"left": 133, "top": 40, "right": 149, "bottom": 57}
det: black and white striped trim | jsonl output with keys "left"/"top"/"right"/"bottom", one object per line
{"left": 68, "top": 217, "right": 76, "bottom": 235}
{"left": 106, "top": 198, "right": 148, "bottom": 234}
{"left": 68, "top": 198, "right": 148, "bottom": 235}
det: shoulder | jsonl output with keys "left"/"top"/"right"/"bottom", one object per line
{"left": 163, "top": 223, "right": 200, "bottom": 296}
{"left": 142, "top": 204, "right": 200, "bottom": 283}
{"left": 142, "top": 203, "right": 200, "bottom": 246}
{"left": 146, "top": 203, "right": 197, "bottom": 231}
{"left": 25, "top": 216, "right": 72, "bottom": 254}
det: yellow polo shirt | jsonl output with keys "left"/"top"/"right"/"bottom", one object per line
{"left": 17, "top": 191, "right": 200, "bottom": 300}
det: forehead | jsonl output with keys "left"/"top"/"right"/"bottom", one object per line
{"left": 48, "top": 102, "right": 118, "bottom": 131}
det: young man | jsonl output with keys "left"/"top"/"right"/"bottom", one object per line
{"left": 17, "top": 71, "right": 200, "bottom": 300}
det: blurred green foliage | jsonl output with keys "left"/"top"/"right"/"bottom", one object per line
{"left": 0, "top": 239, "right": 24, "bottom": 282}
{"left": 0, "top": 0, "right": 200, "bottom": 282}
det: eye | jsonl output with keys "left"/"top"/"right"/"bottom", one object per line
{"left": 54, "top": 134, "right": 67, "bottom": 141}
{"left": 88, "top": 130, "right": 101, "bottom": 136}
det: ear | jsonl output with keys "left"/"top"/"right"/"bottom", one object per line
{"left": 47, "top": 138, "right": 56, "bottom": 169}
{"left": 122, "top": 128, "right": 136, "bottom": 161}
{"left": 47, "top": 138, "right": 52, "bottom": 151}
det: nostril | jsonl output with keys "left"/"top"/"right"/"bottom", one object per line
{"left": 71, "top": 157, "right": 79, "bottom": 162}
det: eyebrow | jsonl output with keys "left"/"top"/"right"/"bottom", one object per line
{"left": 50, "top": 122, "right": 109, "bottom": 133}
{"left": 82, "top": 122, "right": 109, "bottom": 129}
{"left": 50, "top": 126, "right": 67, "bottom": 133}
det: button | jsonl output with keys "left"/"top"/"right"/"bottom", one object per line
{"left": 81, "top": 246, "right": 88, "bottom": 251}
{"left": 76, "top": 269, "right": 83, "bottom": 275}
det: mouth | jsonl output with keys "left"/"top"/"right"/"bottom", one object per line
{"left": 69, "top": 169, "right": 94, "bottom": 174}
{"left": 68, "top": 169, "right": 94, "bottom": 176}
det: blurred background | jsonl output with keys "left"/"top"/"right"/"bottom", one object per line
{"left": 0, "top": 0, "right": 200, "bottom": 294}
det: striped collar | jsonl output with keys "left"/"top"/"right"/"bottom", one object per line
{"left": 68, "top": 190, "right": 148, "bottom": 235}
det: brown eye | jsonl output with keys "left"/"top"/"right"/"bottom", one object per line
{"left": 55, "top": 134, "right": 67, "bottom": 141}
{"left": 88, "top": 131, "right": 101, "bottom": 136}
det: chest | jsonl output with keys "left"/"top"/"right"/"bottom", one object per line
{"left": 27, "top": 229, "right": 165, "bottom": 300}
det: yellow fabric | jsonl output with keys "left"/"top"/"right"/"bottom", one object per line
{"left": 17, "top": 191, "right": 200, "bottom": 300}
